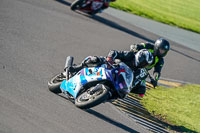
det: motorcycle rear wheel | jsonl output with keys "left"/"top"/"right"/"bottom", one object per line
{"left": 75, "top": 84, "right": 109, "bottom": 109}
{"left": 48, "top": 73, "right": 65, "bottom": 94}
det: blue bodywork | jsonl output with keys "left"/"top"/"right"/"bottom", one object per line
{"left": 60, "top": 66, "right": 113, "bottom": 98}
{"left": 60, "top": 62, "right": 134, "bottom": 99}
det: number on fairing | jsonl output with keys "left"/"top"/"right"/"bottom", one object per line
{"left": 140, "top": 69, "right": 147, "bottom": 78}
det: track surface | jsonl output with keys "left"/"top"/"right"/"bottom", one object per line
{"left": 0, "top": 0, "right": 200, "bottom": 133}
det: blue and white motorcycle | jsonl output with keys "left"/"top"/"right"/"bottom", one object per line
{"left": 48, "top": 56, "right": 148, "bottom": 109}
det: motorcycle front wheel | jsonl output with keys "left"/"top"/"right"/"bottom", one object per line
{"left": 48, "top": 73, "right": 65, "bottom": 94}
{"left": 70, "top": 0, "right": 83, "bottom": 11}
{"left": 75, "top": 84, "right": 109, "bottom": 109}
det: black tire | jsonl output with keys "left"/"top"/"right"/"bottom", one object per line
{"left": 48, "top": 73, "right": 65, "bottom": 94}
{"left": 75, "top": 84, "right": 109, "bottom": 109}
{"left": 70, "top": 0, "right": 83, "bottom": 11}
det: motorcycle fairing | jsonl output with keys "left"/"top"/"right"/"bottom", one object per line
{"left": 91, "top": 1, "right": 103, "bottom": 10}
{"left": 78, "top": 0, "right": 104, "bottom": 12}
{"left": 60, "top": 66, "right": 111, "bottom": 98}
{"left": 60, "top": 73, "right": 82, "bottom": 98}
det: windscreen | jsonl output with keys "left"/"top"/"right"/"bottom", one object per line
{"left": 119, "top": 62, "right": 133, "bottom": 90}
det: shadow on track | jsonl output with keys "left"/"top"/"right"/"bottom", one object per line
{"left": 86, "top": 109, "right": 139, "bottom": 133}
{"left": 56, "top": 93, "right": 139, "bottom": 132}
{"left": 90, "top": 15, "right": 153, "bottom": 42}
{"left": 55, "top": 0, "right": 71, "bottom": 6}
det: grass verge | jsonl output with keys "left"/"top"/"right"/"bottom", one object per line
{"left": 141, "top": 84, "right": 200, "bottom": 132}
{"left": 110, "top": 0, "right": 200, "bottom": 33}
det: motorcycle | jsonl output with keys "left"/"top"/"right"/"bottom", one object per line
{"left": 70, "top": 0, "right": 107, "bottom": 15}
{"left": 48, "top": 56, "right": 149, "bottom": 109}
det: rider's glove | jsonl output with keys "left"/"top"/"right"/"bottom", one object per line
{"left": 151, "top": 79, "right": 157, "bottom": 88}
{"left": 106, "top": 57, "right": 114, "bottom": 63}
{"left": 151, "top": 72, "right": 159, "bottom": 87}
{"left": 106, "top": 57, "right": 114, "bottom": 68}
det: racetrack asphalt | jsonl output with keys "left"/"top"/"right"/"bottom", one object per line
{"left": 0, "top": 0, "right": 200, "bottom": 133}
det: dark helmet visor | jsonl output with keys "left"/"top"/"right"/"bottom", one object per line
{"left": 159, "top": 48, "right": 168, "bottom": 57}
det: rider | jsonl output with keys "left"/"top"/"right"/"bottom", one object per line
{"left": 130, "top": 38, "right": 170, "bottom": 87}
{"left": 67, "top": 49, "right": 154, "bottom": 96}
{"left": 106, "top": 49, "right": 153, "bottom": 96}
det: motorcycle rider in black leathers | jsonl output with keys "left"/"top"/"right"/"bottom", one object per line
{"left": 130, "top": 38, "right": 170, "bottom": 88}
{"left": 106, "top": 49, "right": 154, "bottom": 96}
{"left": 66, "top": 49, "right": 154, "bottom": 97}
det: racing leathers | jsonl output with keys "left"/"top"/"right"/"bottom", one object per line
{"left": 130, "top": 42, "right": 164, "bottom": 87}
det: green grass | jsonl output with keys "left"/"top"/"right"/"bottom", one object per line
{"left": 110, "top": 0, "right": 200, "bottom": 33}
{"left": 141, "top": 85, "right": 200, "bottom": 132}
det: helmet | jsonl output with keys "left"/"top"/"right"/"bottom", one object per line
{"left": 135, "top": 49, "right": 153, "bottom": 68}
{"left": 154, "top": 38, "right": 170, "bottom": 57}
